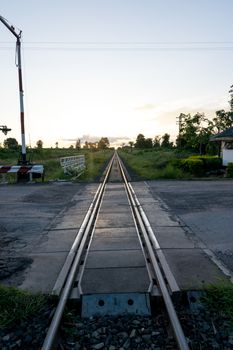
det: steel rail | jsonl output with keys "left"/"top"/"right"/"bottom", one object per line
{"left": 116, "top": 152, "right": 189, "bottom": 350}
{"left": 128, "top": 181, "right": 180, "bottom": 293}
{"left": 41, "top": 153, "right": 115, "bottom": 350}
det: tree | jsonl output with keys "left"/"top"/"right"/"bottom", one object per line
{"left": 176, "top": 113, "right": 212, "bottom": 154}
{"left": 98, "top": 137, "right": 110, "bottom": 149}
{"left": 210, "top": 109, "right": 233, "bottom": 134}
{"left": 209, "top": 87, "right": 233, "bottom": 133}
{"left": 153, "top": 136, "right": 161, "bottom": 149}
{"left": 144, "top": 138, "right": 153, "bottom": 148}
{"left": 128, "top": 141, "right": 134, "bottom": 148}
{"left": 3, "top": 137, "right": 19, "bottom": 150}
{"left": 134, "top": 134, "right": 153, "bottom": 149}
{"left": 134, "top": 134, "right": 146, "bottom": 148}
{"left": 128, "top": 141, "right": 134, "bottom": 151}
{"left": 75, "top": 139, "right": 81, "bottom": 150}
{"left": 83, "top": 141, "right": 89, "bottom": 149}
{"left": 36, "top": 140, "right": 43, "bottom": 149}
{"left": 161, "top": 133, "right": 173, "bottom": 148}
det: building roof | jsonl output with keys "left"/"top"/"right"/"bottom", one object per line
{"left": 210, "top": 127, "right": 233, "bottom": 142}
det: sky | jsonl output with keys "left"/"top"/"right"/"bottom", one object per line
{"left": 0, "top": 0, "right": 233, "bottom": 148}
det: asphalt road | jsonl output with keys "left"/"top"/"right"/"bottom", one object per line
{"left": 145, "top": 179, "right": 233, "bottom": 274}
{"left": 1, "top": 179, "right": 233, "bottom": 291}
{"left": 0, "top": 182, "right": 98, "bottom": 289}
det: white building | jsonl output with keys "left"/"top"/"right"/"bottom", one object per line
{"left": 211, "top": 127, "right": 233, "bottom": 166}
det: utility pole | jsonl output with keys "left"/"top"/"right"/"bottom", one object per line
{"left": 0, "top": 15, "right": 27, "bottom": 164}
{"left": 176, "top": 113, "right": 183, "bottom": 134}
{"left": 229, "top": 85, "right": 233, "bottom": 112}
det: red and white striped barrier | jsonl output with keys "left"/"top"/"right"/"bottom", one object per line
{"left": 0, "top": 165, "right": 44, "bottom": 174}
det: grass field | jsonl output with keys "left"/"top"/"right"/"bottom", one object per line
{"left": 118, "top": 148, "right": 192, "bottom": 179}
{"left": 0, "top": 147, "right": 223, "bottom": 182}
{"left": 0, "top": 148, "right": 114, "bottom": 182}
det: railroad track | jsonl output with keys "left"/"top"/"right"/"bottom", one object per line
{"left": 41, "top": 151, "right": 189, "bottom": 350}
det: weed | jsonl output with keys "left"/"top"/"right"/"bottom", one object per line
{"left": 0, "top": 285, "right": 46, "bottom": 329}
{"left": 202, "top": 283, "right": 233, "bottom": 324}
{"left": 118, "top": 149, "right": 190, "bottom": 180}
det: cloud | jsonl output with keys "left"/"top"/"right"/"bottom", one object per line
{"left": 63, "top": 134, "right": 131, "bottom": 146}
{"left": 135, "top": 104, "right": 157, "bottom": 111}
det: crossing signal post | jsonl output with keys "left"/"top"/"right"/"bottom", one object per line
{"left": 0, "top": 15, "right": 27, "bottom": 165}
{"left": 0, "top": 15, "right": 44, "bottom": 182}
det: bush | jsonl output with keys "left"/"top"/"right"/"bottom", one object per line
{"left": 189, "top": 156, "right": 222, "bottom": 171}
{"left": 226, "top": 162, "right": 233, "bottom": 177}
{"left": 180, "top": 156, "right": 222, "bottom": 176}
{"left": 202, "top": 156, "right": 222, "bottom": 171}
{"left": 181, "top": 158, "right": 204, "bottom": 176}
{"left": 158, "top": 164, "right": 183, "bottom": 179}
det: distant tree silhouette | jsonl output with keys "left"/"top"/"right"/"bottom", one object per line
{"left": 98, "top": 137, "right": 110, "bottom": 149}
{"left": 3, "top": 137, "right": 19, "bottom": 150}
{"left": 36, "top": 140, "right": 43, "bottom": 149}
{"left": 75, "top": 139, "right": 81, "bottom": 150}
{"left": 161, "top": 133, "right": 173, "bottom": 148}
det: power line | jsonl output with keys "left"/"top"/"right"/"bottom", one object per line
{"left": 1, "top": 40, "right": 233, "bottom": 44}
{"left": 1, "top": 41, "right": 233, "bottom": 51}
{"left": 0, "top": 47, "right": 233, "bottom": 51}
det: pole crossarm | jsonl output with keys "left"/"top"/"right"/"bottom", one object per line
{"left": 0, "top": 125, "right": 11, "bottom": 135}
{"left": 0, "top": 15, "right": 20, "bottom": 39}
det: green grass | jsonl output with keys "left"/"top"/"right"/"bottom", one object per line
{"left": 0, "top": 148, "right": 114, "bottom": 182}
{"left": 118, "top": 149, "right": 191, "bottom": 180}
{"left": 78, "top": 149, "right": 113, "bottom": 181}
{"left": 0, "top": 285, "right": 46, "bottom": 329}
{"left": 202, "top": 284, "right": 233, "bottom": 324}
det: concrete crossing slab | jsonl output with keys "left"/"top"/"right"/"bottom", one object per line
{"left": 140, "top": 207, "right": 179, "bottom": 227}
{"left": 80, "top": 182, "right": 151, "bottom": 300}
{"left": 35, "top": 229, "right": 78, "bottom": 253}
{"left": 96, "top": 213, "right": 135, "bottom": 228}
{"left": 86, "top": 250, "right": 146, "bottom": 268}
{"left": 90, "top": 236, "right": 142, "bottom": 251}
{"left": 20, "top": 252, "right": 68, "bottom": 293}
{"left": 132, "top": 181, "right": 230, "bottom": 288}
{"left": 99, "top": 203, "right": 131, "bottom": 212}
{"left": 100, "top": 198, "right": 129, "bottom": 205}
{"left": 153, "top": 227, "right": 195, "bottom": 249}
{"left": 51, "top": 214, "right": 85, "bottom": 229}
{"left": 0, "top": 183, "right": 97, "bottom": 291}
{"left": 162, "top": 248, "right": 227, "bottom": 289}
{"left": 94, "top": 227, "right": 138, "bottom": 237}
{"left": 81, "top": 267, "right": 150, "bottom": 293}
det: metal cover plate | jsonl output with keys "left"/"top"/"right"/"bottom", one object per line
{"left": 82, "top": 293, "right": 151, "bottom": 317}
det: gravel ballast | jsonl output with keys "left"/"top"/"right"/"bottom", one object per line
{"left": 0, "top": 292, "right": 233, "bottom": 349}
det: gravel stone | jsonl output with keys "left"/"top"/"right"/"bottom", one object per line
{"left": 2, "top": 334, "right": 11, "bottom": 342}
{"left": 91, "top": 342, "right": 105, "bottom": 349}
{"left": 129, "top": 328, "right": 136, "bottom": 338}
{"left": 1, "top": 291, "right": 232, "bottom": 349}
{"left": 108, "top": 346, "right": 116, "bottom": 350}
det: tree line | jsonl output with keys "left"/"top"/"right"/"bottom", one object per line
{"left": 129, "top": 133, "right": 173, "bottom": 150}
{"left": 127, "top": 108, "right": 233, "bottom": 154}
{"left": 126, "top": 85, "right": 233, "bottom": 154}
{"left": 1, "top": 137, "right": 110, "bottom": 151}
{"left": 2, "top": 85, "right": 233, "bottom": 155}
